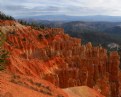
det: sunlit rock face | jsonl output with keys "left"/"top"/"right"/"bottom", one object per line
{"left": 1, "top": 20, "right": 120, "bottom": 97}
{"left": 63, "top": 86, "right": 105, "bottom": 97}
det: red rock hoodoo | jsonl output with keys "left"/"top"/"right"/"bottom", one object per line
{"left": 0, "top": 20, "right": 120, "bottom": 97}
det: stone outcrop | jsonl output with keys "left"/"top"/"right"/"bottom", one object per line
{"left": 0, "top": 20, "right": 120, "bottom": 97}
{"left": 64, "top": 86, "right": 105, "bottom": 97}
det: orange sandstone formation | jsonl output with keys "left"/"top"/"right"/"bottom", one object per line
{"left": 0, "top": 20, "right": 120, "bottom": 97}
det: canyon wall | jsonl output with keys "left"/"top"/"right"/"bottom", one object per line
{"left": 0, "top": 20, "right": 120, "bottom": 97}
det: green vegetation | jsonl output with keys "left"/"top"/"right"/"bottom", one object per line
{"left": 0, "top": 49, "right": 9, "bottom": 70}
{"left": 45, "top": 34, "right": 50, "bottom": 39}
{"left": 38, "top": 34, "right": 43, "bottom": 40}
{"left": 0, "top": 32, "right": 9, "bottom": 70}
{"left": 18, "top": 19, "right": 46, "bottom": 29}
{"left": 0, "top": 11, "right": 14, "bottom": 20}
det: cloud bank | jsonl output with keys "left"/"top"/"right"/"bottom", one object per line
{"left": 0, "top": 0, "right": 121, "bottom": 17}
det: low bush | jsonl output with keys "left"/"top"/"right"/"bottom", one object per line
{"left": 0, "top": 32, "right": 9, "bottom": 70}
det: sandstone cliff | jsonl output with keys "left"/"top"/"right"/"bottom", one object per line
{"left": 0, "top": 20, "right": 120, "bottom": 97}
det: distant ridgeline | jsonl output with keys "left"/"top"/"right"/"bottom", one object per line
{"left": 0, "top": 11, "right": 14, "bottom": 20}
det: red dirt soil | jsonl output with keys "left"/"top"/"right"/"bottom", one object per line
{"left": 0, "top": 72, "right": 68, "bottom": 97}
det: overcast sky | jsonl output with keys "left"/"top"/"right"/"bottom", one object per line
{"left": 0, "top": 0, "right": 121, "bottom": 17}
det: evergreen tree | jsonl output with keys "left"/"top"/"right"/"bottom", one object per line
{"left": 0, "top": 11, "right": 14, "bottom": 20}
{"left": 18, "top": 19, "right": 46, "bottom": 29}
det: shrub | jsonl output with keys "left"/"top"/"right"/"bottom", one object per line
{"left": 38, "top": 34, "right": 43, "bottom": 40}
{"left": 45, "top": 34, "right": 50, "bottom": 39}
{"left": 0, "top": 32, "right": 9, "bottom": 70}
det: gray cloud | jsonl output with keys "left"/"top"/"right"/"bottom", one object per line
{"left": 0, "top": 0, "right": 121, "bottom": 17}
{"left": 1, "top": 5, "right": 27, "bottom": 11}
{"left": 31, "top": 6, "right": 60, "bottom": 12}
